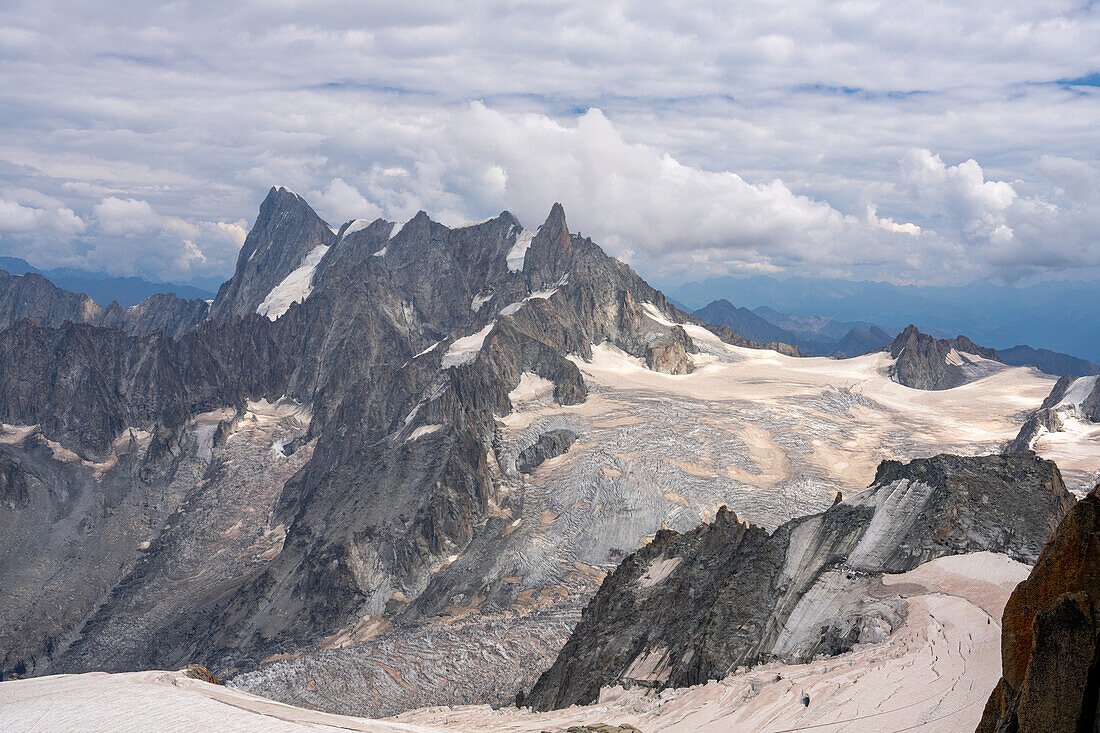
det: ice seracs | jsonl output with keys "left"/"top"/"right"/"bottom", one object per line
{"left": 256, "top": 244, "right": 330, "bottom": 320}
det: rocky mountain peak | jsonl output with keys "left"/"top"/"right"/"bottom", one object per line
{"left": 978, "top": 484, "right": 1100, "bottom": 732}
{"left": 523, "top": 203, "right": 573, "bottom": 289}
{"left": 210, "top": 186, "right": 336, "bottom": 320}
{"left": 886, "top": 324, "right": 1002, "bottom": 389}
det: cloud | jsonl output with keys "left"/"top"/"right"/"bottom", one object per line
{"left": 900, "top": 149, "right": 1016, "bottom": 244}
{"left": 0, "top": 1, "right": 1097, "bottom": 284}
{"left": 309, "top": 178, "right": 380, "bottom": 224}
{"left": 0, "top": 190, "right": 85, "bottom": 237}
{"left": 94, "top": 197, "right": 162, "bottom": 236}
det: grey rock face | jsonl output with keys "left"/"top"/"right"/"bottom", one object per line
{"left": 0, "top": 191, "right": 711, "bottom": 682}
{"left": 525, "top": 452, "right": 1073, "bottom": 710}
{"left": 887, "top": 324, "right": 1002, "bottom": 390}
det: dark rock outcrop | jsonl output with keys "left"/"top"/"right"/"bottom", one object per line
{"left": 977, "top": 484, "right": 1100, "bottom": 733}
{"left": 516, "top": 429, "right": 577, "bottom": 474}
{"left": 527, "top": 452, "right": 1073, "bottom": 710}
{"left": 887, "top": 324, "right": 1002, "bottom": 390}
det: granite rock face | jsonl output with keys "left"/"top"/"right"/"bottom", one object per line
{"left": 887, "top": 324, "right": 1002, "bottom": 390}
{"left": 0, "top": 190, "right": 727, "bottom": 680}
{"left": 526, "top": 452, "right": 1073, "bottom": 710}
{"left": 977, "top": 484, "right": 1100, "bottom": 733}
{"left": 210, "top": 186, "right": 336, "bottom": 320}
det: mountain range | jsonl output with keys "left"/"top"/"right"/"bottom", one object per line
{"left": 0, "top": 255, "right": 215, "bottom": 306}
{"left": 2, "top": 186, "right": 1098, "bottom": 732}
{"left": 661, "top": 274, "right": 1100, "bottom": 364}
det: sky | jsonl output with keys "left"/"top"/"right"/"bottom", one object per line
{"left": 0, "top": 0, "right": 1098, "bottom": 287}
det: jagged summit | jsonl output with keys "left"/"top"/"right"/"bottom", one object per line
{"left": 886, "top": 323, "right": 1003, "bottom": 389}
{"left": 0, "top": 189, "right": 703, "bottom": 681}
{"left": 211, "top": 186, "right": 335, "bottom": 320}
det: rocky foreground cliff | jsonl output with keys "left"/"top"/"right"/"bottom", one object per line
{"left": 977, "top": 483, "right": 1100, "bottom": 733}
{"left": 525, "top": 452, "right": 1073, "bottom": 710}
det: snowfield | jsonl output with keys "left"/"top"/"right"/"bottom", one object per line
{"left": 256, "top": 244, "right": 331, "bottom": 320}
{"left": 0, "top": 552, "right": 1028, "bottom": 733}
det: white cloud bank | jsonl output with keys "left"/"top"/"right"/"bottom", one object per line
{"left": 0, "top": 0, "right": 1097, "bottom": 284}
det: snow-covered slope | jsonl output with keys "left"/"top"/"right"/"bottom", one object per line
{"left": 0, "top": 552, "right": 1028, "bottom": 733}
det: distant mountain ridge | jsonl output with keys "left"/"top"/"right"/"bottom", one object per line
{"left": 661, "top": 273, "right": 1100, "bottom": 363}
{"left": 0, "top": 255, "right": 215, "bottom": 306}
{"left": 694, "top": 297, "right": 1093, "bottom": 376}
{"left": 999, "top": 344, "right": 1100, "bottom": 377}
{"left": 693, "top": 300, "right": 892, "bottom": 357}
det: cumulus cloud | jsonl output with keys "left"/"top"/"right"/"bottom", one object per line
{"left": 94, "top": 197, "right": 163, "bottom": 236}
{"left": 0, "top": 190, "right": 85, "bottom": 237}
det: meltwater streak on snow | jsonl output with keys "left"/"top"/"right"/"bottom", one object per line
{"left": 256, "top": 244, "right": 330, "bottom": 320}
{"left": 506, "top": 229, "right": 535, "bottom": 272}
{"left": 441, "top": 323, "right": 495, "bottom": 369}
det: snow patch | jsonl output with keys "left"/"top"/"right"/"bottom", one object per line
{"left": 441, "top": 323, "right": 495, "bottom": 368}
{"left": 641, "top": 302, "right": 675, "bottom": 328}
{"left": 455, "top": 217, "right": 494, "bottom": 228}
{"left": 373, "top": 247, "right": 386, "bottom": 257}
{"left": 506, "top": 228, "right": 535, "bottom": 271}
{"left": 638, "top": 556, "right": 681, "bottom": 588}
{"left": 342, "top": 218, "right": 372, "bottom": 238}
{"left": 256, "top": 244, "right": 330, "bottom": 320}
{"left": 388, "top": 219, "right": 410, "bottom": 240}
{"left": 1056, "top": 375, "right": 1098, "bottom": 415}
{"left": 508, "top": 372, "right": 555, "bottom": 404}
{"left": 406, "top": 424, "right": 443, "bottom": 442}
{"left": 471, "top": 293, "right": 492, "bottom": 312}
{"left": 499, "top": 276, "right": 567, "bottom": 316}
